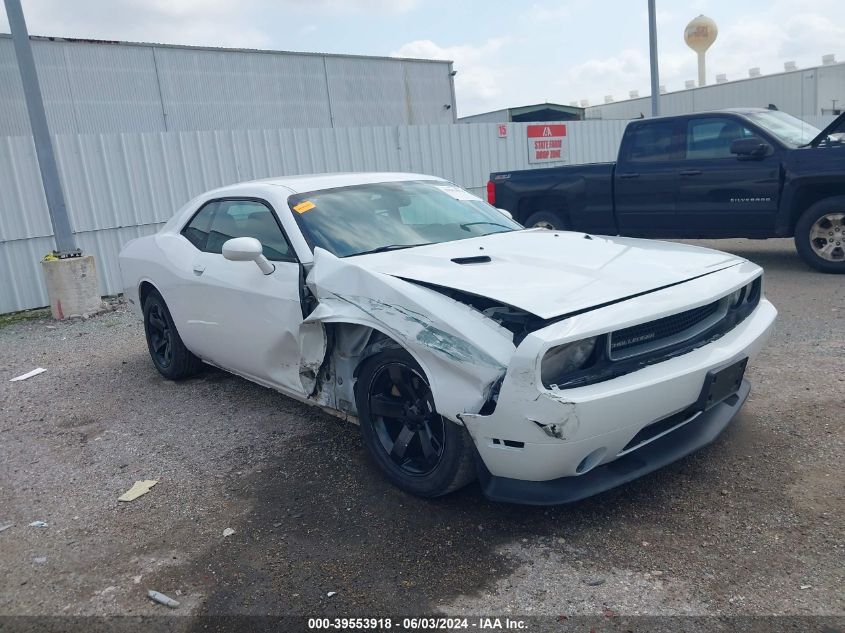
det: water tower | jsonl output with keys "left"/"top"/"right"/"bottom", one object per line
{"left": 684, "top": 15, "right": 718, "bottom": 87}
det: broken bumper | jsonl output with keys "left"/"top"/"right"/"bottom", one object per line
{"left": 476, "top": 379, "right": 749, "bottom": 505}
{"left": 460, "top": 297, "right": 776, "bottom": 500}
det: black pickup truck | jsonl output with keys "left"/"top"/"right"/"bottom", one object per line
{"left": 488, "top": 108, "right": 845, "bottom": 272}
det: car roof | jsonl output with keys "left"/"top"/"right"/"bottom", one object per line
{"left": 213, "top": 172, "right": 446, "bottom": 196}
{"left": 633, "top": 107, "right": 775, "bottom": 123}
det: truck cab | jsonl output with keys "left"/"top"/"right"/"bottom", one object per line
{"left": 489, "top": 109, "right": 845, "bottom": 273}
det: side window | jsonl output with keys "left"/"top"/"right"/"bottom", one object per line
{"left": 686, "top": 118, "right": 755, "bottom": 159}
{"left": 182, "top": 199, "right": 296, "bottom": 262}
{"left": 624, "top": 121, "right": 680, "bottom": 162}
{"left": 181, "top": 201, "right": 217, "bottom": 250}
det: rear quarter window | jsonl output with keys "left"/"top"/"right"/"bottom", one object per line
{"left": 623, "top": 121, "right": 681, "bottom": 162}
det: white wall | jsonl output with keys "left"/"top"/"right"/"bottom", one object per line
{"left": 585, "top": 62, "right": 845, "bottom": 121}
{"left": 0, "top": 36, "right": 456, "bottom": 136}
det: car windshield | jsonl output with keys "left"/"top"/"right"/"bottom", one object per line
{"left": 288, "top": 180, "right": 522, "bottom": 257}
{"left": 743, "top": 110, "right": 821, "bottom": 147}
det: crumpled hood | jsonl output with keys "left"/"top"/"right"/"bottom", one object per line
{"left": 351, "top": 230, "right": 742, "bottom": 320}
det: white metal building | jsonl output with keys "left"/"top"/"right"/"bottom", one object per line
{"left": 458, "top": 103, "right": 584, "bottom": 123}
{"left": 0, "top": 35, "right": 457, "bottom": 135}
{"left": 585, "top": 60, "right": 845, "bottom": 121}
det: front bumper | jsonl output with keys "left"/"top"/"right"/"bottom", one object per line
{"left": 459, "top": 291, "right": 776, "bottom": 498}
{"left": 477, "top": 379, "right": 749, "bottom": 505}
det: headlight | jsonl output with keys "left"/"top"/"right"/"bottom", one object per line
{"left": 746, "top": 277, "right": 761, "bottom": 304}
{"left": 728, "top": 287, "right": 745, "bottom": 308}
{"left": 541, "top": 337, "right": 597, "bottom": 387}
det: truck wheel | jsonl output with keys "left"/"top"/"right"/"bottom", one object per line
{"left": 524, "top": 211, "right": 566, "bottom": 230}
{"left": 794, "top": 197, "right": 845, "bottom": 273}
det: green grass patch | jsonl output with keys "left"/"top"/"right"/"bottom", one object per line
{"left": 0, "top": 307, "right": 52, "bottom": 329}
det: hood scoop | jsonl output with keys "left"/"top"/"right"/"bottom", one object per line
{"left": 451, "top": 255, "right": 491, "bottom": 265}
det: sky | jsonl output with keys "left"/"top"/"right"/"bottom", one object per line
{"left": 1, "top": 0, "right": 843, "bottom": 117}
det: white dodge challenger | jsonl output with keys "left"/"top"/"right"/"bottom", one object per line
{"left": 119, "top": 172, "right": 777, "bottom": 504}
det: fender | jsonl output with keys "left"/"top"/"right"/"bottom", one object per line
{"left": 301, "top": 248, "right": 516, "bottom": 421}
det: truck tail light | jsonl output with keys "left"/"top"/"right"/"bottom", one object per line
{"left": 486, "top": 180, "right": 496, "bottom": 205}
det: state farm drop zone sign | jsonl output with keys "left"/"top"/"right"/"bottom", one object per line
{"left": 527, "top": 124, "right": 567, "bottom": 164}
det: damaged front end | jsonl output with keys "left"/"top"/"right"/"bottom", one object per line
{"left": 295, "top": 248, "right": 517, "bottom": 422}
{"left": 293, "top": 244, "right": 776, "bottom": 507}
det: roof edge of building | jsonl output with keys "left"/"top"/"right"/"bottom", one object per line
{"left": 0, "top": 32, "right": 454, "bottom": 65}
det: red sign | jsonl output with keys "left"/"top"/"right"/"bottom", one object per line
{"left": 498, "top": 124, "right": 508, "bottom": 138}
{"left": 527, "top": 124, "right": 567, "bottom": 163}
{"left": 526, "top": 124, "right": 567, "bottom": 138}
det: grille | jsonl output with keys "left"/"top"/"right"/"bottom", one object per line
{"left": 609, "top": 300, "right": 723, "bottom": 359}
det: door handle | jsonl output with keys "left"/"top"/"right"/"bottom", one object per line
{"left": 679, "top": 169, "right": 702, "bottom": 176}
{"left": 618, "top": 172, "right": 640, "bottom": 179}
{"left": 192, "top": 263, "right": 206, "bottom": 275}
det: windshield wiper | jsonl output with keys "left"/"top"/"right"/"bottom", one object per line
{"left": 351, "top": 243, "right": 433, "bottom": 256}
{"left": 460, "top": 221, "right": 513, "bottom": 231}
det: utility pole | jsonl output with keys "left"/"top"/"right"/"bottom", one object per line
{"left": 647, "top": 0, "right": 660, "bottom": 117}
{"left": 5, "top": 0, "right": 102, "bottom": 318}
{"left": 4, "top": 0, "right": 78, "bottom": 256}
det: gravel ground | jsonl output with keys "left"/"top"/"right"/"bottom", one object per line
{"left": 0, "top": 238, "right": 842, "bottom": 627}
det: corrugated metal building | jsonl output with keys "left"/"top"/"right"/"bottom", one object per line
{"left": 0, "top": 35, "right": 457, "bottom": 135}
{"left": 585, "top": 60, "right": 845, "bottom": 120}
{"left": 458, "top": 102, "right": 584, "bottom": 123}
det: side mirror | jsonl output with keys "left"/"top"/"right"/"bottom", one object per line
{"left": 730, "top": 137, "right": 771, "bottom": 159}
{"left": 222, "top": 237, "right": 275, "bottom": 275}
{"left": 497, "top": 208, "right": 514, "bottom": 220}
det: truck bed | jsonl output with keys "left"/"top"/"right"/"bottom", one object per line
{"left": 490, "top": 162, "right": 617, "bottom": 235}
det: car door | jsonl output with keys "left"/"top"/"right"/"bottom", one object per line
{"left": 177, "top": 197, "right": 307, "bottom": 394}
{"left": 675, "top": 116, "right": 781, "bottom": 236}
{"left": 614, "top": 119, "right": 683, "bottom": 236}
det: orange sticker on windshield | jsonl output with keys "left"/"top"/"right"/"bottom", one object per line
{"left": 293, "top": 200, "right": 316, "bottom": 214}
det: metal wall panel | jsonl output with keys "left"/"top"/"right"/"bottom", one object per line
{"left": 458, "top": 109, "right": 510, "bottom": 124}
{"left": 805, "top": 115, "right": 837, "bottom": 129}
{"left": 46, "top": 39, "right": 166, "bottom": 134}
{"left": 1, "top": 120, "right": 627, "bottom": 313}
{"left": 153, "top": 47, "right": 334, "bottom": 131}
{"left": 0, "top": 38, "right": 32, "bottom": 136}
{"left": 324, "top": 57, "right": 453, "bottom": 127}
{"left": 0, "top": 36, "right": 454, "bottom": 135}
{"left": 403, "top": 61, "right": 457, "bottom": 125}
{"left": 586, "top": 63, "right": 843, "bottom": 121}
{"left": 816, "top": 63, "right": 845, "bottom": 114}
{"left": 0, "top": 38, "right": 166, "bottom": 135}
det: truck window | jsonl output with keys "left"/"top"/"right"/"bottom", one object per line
{"left": 623, "top": 121, "right": 680, "bottom": 162}
{"left": 686, "top": 118, "right": 755, "bottom": 159}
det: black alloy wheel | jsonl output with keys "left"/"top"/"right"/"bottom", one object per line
{"left": 356, "top": 348, "right": 477, "bottom": 497}
{"left": 368, "top": 362, "right": 446, "bottom": 476}
{"left": 146, "top": 302, "right": 173, "bottom": 368}
{"left": 142, "top": 290, "right": 203, "bottom": 380}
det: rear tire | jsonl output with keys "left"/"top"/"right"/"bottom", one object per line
{"left": 524, "top": 210, "right": 566, "bottom": 230}
{"left": 355, "top": 349, "right": 476, "bottom": 497}
{"left": 142, "top": 290, "right": 203, "bottom": 380}
{"left": 794, "top": 197, "right": 845, "bottom": 273}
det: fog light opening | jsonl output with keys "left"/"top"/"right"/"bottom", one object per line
{"left": 576, "top": 447, "right": 607, "bottom": 475}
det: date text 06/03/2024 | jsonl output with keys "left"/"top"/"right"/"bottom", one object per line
{"left": 307, "top": 617, "right": 527, "bottom": 630}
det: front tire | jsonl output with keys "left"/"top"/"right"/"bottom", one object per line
{"left": 524, "top": 210, "right": 566, "bottom": 230}
{"left": 355, "top": 349, "right": 476, "bottom": 497}
{"left": 794, "top": 197, "right": 845, "bottom": 273}
{"left": 142, "top": 290, "right": 203, "bottom": 380}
